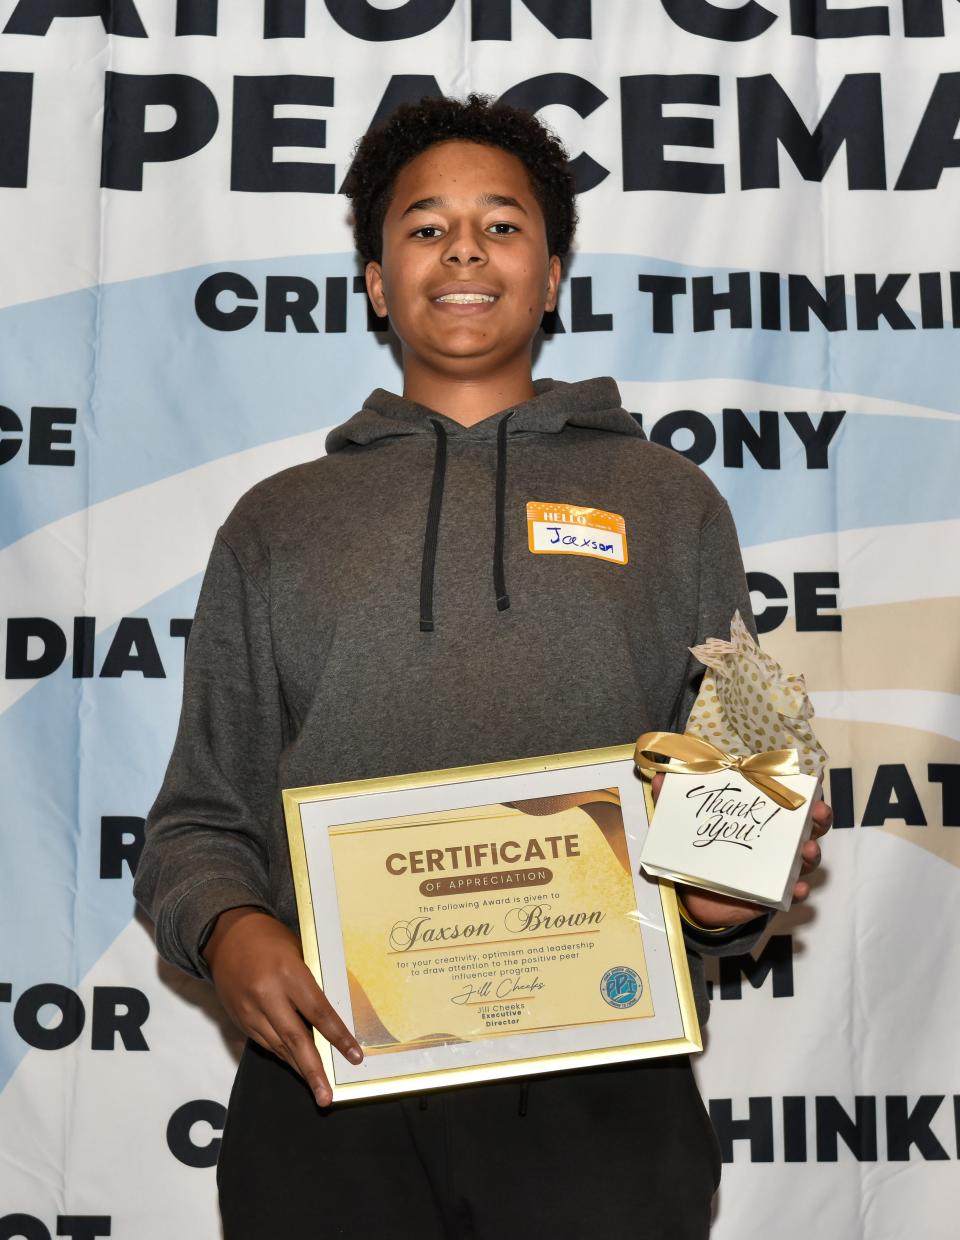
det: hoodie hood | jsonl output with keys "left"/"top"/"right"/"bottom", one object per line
{"left": 324, "top": 376, "right": 644, "bottom": 452}
{"left": 323, "top": 376, "right": 645, "bottom": 634}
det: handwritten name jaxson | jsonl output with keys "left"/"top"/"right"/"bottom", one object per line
{"left": 686, "top": 781, "right": 781, "bottom": 849}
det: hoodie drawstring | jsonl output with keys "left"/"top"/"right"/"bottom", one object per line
{"left": 420, "top": 411, "right": 514, "bottom": 632}
{"left": 518, "top": 1080, "right": 529, "bottom": 1117}
{"left": 493, "top": 411, "right": 514, "bottom": 613}
{"left": 419, "top": 418, "right": 448, "bottom": 633}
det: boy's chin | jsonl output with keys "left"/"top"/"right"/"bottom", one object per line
{"left": 394, "top": 309, "right": 541, "bottom": 362}
{"left": 403, "top": 338, "right": 528, "bottom": 368}
{"left": 439, "top": 346, "right": 535, "bottom": 373}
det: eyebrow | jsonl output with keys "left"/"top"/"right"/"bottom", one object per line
{"left": 399, "top": 193, "right": 529, "bottom": 218}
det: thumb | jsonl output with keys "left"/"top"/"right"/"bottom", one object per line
{"left": 651, "top": 772, "right": 665, "bottom": 804}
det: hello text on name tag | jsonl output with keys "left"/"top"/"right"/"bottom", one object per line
{"left": 526, "top": 502, "right": 628, "bottom": 565}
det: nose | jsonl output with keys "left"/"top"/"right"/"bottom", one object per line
{"left": 442, "top": 220, "right": 486, "bottom": 266}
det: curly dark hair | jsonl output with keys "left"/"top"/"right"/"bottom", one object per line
{"left": 342, "top": 93, "right": 578, "bottom": 266}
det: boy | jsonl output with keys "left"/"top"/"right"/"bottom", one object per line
{"left": 135, "top": 94, "right": 829, "bottom": 1238}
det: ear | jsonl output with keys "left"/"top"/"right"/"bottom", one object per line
{"left": 365, "top": 259, "right": 388, "bottom": 319}
{"left": 545, "top": 254, "right": 562, "bottom": 313}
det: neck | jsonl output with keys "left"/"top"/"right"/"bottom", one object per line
{"left": 402, "top": 356, "right": 537, "bottom": 427}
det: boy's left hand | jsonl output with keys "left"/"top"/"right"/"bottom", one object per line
{"left": 650, "top": 772, "right": 833, "bottom": 929}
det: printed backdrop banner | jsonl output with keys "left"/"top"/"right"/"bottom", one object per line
{"left": 1, "top": 4, "right": 958, "bottom": 1237}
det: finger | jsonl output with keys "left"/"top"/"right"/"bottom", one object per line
{"left": 296, "top": 979, "right": 363, "bottom": 1065}
{"left": 652, "top": 772, "right": 664, "bottom": 804}
{"left": 811, "top": 801, "right": 833, "bottom": 836}
{"left": 245, "top": 1018, "right": 301, "bottom": 1076}
{"left": 272, "top": 1010, "right": 335, "bottom": 1106}
{"left": 252, "top": 1007, "right": 331, "bottom": 1105}
{"left": 792, "top": 879, "right": 810, "bottom": 901}
{"left": 799, "top": 841, "right": 822, "bottom": 873}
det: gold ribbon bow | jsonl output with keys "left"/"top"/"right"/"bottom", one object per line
{"left": 634, "top": 730, "right": 806, "bottom": 811}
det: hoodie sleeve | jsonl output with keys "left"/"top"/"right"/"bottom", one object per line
{"left": 675, "top": 498, "right": 774, "bottom": 967}
{"left": 133, "top": 529, "right": 281, "bottom": 980}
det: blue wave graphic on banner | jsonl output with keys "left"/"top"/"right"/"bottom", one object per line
{"left": 0, "top": 575, "right": 201, "bottom": 1090}
{"left": 691, "top": 412, "right": 956, "bottom": 547}
{"left": 2, "top": 256, "right": 958, "bottom": 549}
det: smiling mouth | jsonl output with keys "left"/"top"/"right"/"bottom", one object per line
{"left": 433, "top": 293, "right": 498, "bottom": 304}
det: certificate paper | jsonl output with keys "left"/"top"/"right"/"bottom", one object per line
{"left": 331, "top": 792, "right": 655, "bottom": 1051}
{"left": 284, "top": 746, "right": 700, "bottom": 1102}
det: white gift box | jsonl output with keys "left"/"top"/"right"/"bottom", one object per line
{"left": 639, "top": 767, "right": 822, "bottom": 911}
{"left": 637, "top": 611, "right": 828, "bottom": 909}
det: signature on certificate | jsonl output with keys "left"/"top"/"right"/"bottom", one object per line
{"left": 450, "top": 972, "right": 545, "bottom": 1006}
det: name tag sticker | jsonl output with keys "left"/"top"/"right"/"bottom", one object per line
{"left": 526, "top": 502, "right": 628, "bottom": 565}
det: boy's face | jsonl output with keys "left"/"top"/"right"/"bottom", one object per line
{"left": 365, "top": 140, "right": 562, "bottom": 379}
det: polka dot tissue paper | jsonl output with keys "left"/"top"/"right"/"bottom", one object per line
{"left": 636, "top": 612, "right": 828, "bottom": 911}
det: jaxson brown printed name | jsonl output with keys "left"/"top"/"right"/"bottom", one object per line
{"left": 385, "top": 833, "right": 581, "bottom": 875}
{"left": 388, "top": 901, "right": 605, "bottom": 952}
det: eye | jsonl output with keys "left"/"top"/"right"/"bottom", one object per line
{"left": 411, "top": 225, "right": 443, "bottom": 239}
{"left": 489, "top": 222, "right": 519, "bottom": 235}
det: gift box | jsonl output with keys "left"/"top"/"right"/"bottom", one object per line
{"left": 637, "top": 612, "right": 828, "bottom": 911}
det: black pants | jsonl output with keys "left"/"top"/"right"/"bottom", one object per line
{"left": 217, "top": 1040, "right": 721, "bottom": 1239}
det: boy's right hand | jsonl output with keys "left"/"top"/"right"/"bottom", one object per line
{"left": 202, "top": 906, "right": 363, "bottom": 1106}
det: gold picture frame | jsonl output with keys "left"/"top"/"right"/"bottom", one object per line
{"left": 283, "top": 744, "right": 700, "bottom": 1103}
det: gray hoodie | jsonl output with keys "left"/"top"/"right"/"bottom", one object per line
{"left": 135, "top": 376, "right": 767, "bottom": 1021}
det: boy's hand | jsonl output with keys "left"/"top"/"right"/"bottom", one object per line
{"left": 202, "top": 907, "right": 363, "bottom": 1105}
{"left": 650, "top": 772, "right": 833, "bottom": 929}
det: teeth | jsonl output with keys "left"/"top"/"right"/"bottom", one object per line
{"left": 435, "top": 293, "right": 496, "bottom": 303}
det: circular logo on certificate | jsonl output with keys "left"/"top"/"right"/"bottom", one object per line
{"left": 600, "top": 966, "right": 643, "bottom": 1009}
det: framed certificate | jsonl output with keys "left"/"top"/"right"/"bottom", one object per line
{"left": 282, "top": 744, "right": 700, "bottom": 1103}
